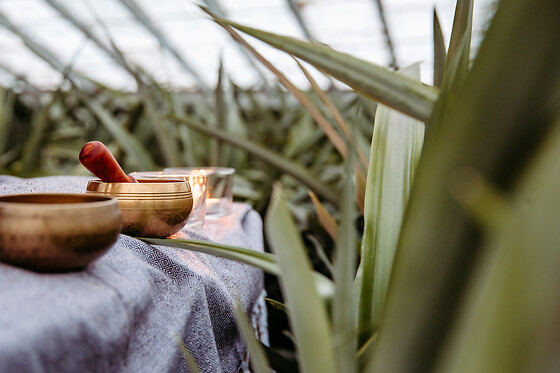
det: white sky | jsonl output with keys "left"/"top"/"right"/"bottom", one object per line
{"left": 0, "top": 0, "right": 495, "bottom": 90}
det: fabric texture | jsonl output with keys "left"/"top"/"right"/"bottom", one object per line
{"left": 0, "top": 176, "right": 266, "bottom": 373}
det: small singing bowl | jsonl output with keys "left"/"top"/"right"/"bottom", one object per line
{"left": 0, "top": 193, "right": 122, "bottom": 272}
{"left": 86, "top": 179, "right": 193, "bottom": 238}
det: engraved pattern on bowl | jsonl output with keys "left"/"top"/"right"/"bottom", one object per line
{"left": 0, "top": 193, "right": 122, "bottom": 272}
{"left": 86, "top": 179, "right": 193, "bottom": 238}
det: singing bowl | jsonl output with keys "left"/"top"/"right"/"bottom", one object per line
{"left": 0, "top": 193, "right": 122, "bottom": 272}
{"left": 86, "top": 179, "right": 193, "bottom": 238}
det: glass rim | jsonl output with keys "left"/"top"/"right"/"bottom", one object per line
{"left": 130, "top": 170, "right": 208, "bottom": 178}
{"left": 163, "top": 167, "right": 235, "bottom": 176}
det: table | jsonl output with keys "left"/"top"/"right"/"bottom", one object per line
{"left": 0, "top": 176, "right": 268, "bottom": 373}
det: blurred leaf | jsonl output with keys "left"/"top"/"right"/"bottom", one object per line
{"left": 77, "top": 92, "right": 156, "bottom": 171}
{"left": 284, "top": 112, "right": 318, "bottom": 158}
{"left": 137, "top": 84, "right": 181, "bottom": 166}
{"left": 306, "top": 234, "right": 334, "bottom": 277}
{"left": 357, "top": 64, "right": 425, "bottom": 345}
{"left": 118, "top": 0, "right": 209, "bottom": 92}
{"left": 171, "top": 114, "right": 339, "bottom": 204}
{"left": 296, "top": 59, "right": 350, "bottom": 139}
{"left": 438, "top": 124, "right": 560, "bottom": 373}
{"left": 0, "top": 87, "right": 16, "bottom": 154}
{"left": 212, "top": 61, "right": 225, "bottom": 166}
{"left": 234, "top": 302, "right": 271, "bottom": 373}
{"left": 285, "top": 0, "right": 315, "bottom": 41}
{"left": 448, "top": 167, "right": 508, "bottom": 233}
{"left": 308, "top": 191, "right": 338, "bottom": 241}
{"left": 0, "top": 149, "right": 19, "bottom": 171}
{"left": 0, "top": 9, "right": 74, "bottom": 81}
{"left": 368, "top": 0, "right": 560, "bottom": 370}
{"left": 199, "top": 0, "right": 271, "bottom": 88}
{"left": 265, "top": 183, "right": 337, "bottom": 373}
{"left": 332, "top": 140, "right": 358, "bottom": 373}
{"left": 295, "top": 59, "right": 369, "bottom": 173}
{"left": 20, "top": 95, "right": 55, "bottom": 175}
{"left": 447, "top": 0, "right": 473, "bottom": 67}
{"left": 354, "top": 164, "right": 367, "bottom": 214}
{"left": 263, "top": 344, "right": 300, "bottom": 373}
{"left": 203, "top": 9, "right": 348, "bottom": 160}
{"left": 44, "top": 0, "right": 132, "bottom": 76}
{"left": 373, "top": 0, "right": 399, "bottom": 70}
{"left": 205, "top": 9, "right": 439, "bottom": 122}
{"left": 356, "top": 333, "right": 376, "bottom": 369}
{"left": 427, "top": 15, "right": 472, "bottom": 140}
{"left": 266, "top": 298, "right": 288, "bottom": 313}
{"left": 172, "top": 334, "right": 202, "bottom": 373}
{"left": 433, "top": 9, "right": 446, "bottom": 88}
{"left": 435, "top": 0, "right": 473, "bottom": 95}
{"left": 223, "top": 83, "right": 250, "bottom": 169}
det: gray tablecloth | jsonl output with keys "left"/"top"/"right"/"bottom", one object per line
{"left": 0, "top": 176, "right": 267, "bottom": 373}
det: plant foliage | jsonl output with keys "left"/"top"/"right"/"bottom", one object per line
{"left": 2, "top": 0, "right": 560, "bottom": 372}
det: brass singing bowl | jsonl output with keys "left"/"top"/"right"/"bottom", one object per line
{"left": 0, "top": 193, "right": 122, "bottom": 272}
{"left": 86, "top": 179, "right": 193, "bottom": 238}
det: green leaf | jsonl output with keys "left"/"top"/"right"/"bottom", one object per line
{"left": 446, "top": 0, "right": 473, "bottom": 67}
{"left": 266, "top": 298, "right": 288, "bottom": 313}
{"left": 20, "top": 94, "right": 55, "bottom": 175}
{"left": 433, "top": 9, "right": 446, "bottom": 88}
{"left": 357, "top": 64, "right": 425, "bottom": 344}
{"left": 332, "top": 136, "right": 358, "bottom": 372}
{"left": 234, "top": 302, "right": 270, "bottom": 373}
{"left": 265, "top": 183, "right": 337, "bottom": 373}
{"left": 438, "top": 124, "right": 560, "bottom": 373}
{"left": 0, "top": 87, "right": 16, "bottom": 155}
{"left": 202, "top": 11, "right": 348, "bottom": 161}
{"left": 205, "top": 9, "right": 439, "bottom": 122}
{"left": 140, "top": 237, "right": 335, "bottom": 301}
{"left": 367, "top": 0, "right": 560, "bottom": 370}
{"left": 172, "top": 334, "right": 202, "bottom": 373}
{"left": 438, "top": 0, "right": 473, "bottom": 93}
{"left": 427, "top": 17, "right": 472, "bottom": 139}
{"left": 295, "top": 58, "right": 369, "bottom": 173}
{"left": 140, "top": 237, "right": 279, "bottom": 274}
{"left": 212, "top": 60, "right": 226, "bottom": 166}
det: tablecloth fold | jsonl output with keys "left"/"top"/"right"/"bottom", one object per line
{"left": 0, "top": 176, "right": 266, "bottom": 373}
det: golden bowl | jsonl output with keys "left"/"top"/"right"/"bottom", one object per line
{"left": 86, "top": 179, "right": 193, "bottom": 238}
{"left": 0, "top": 193, "right": 122, "bottom": 272}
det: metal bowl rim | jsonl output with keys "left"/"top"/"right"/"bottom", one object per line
{"left": 0, "top": 193, "right": 118, "bottom": 211}
{"left": 87, "top": 179, "right": 192, "bottom": 194}
{"left": 88, "top": 179, "right": 191, "bottom": 185}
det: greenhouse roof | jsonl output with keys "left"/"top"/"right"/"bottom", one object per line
{"left": 0, "top": 0, "right": 494, "bottom": 91}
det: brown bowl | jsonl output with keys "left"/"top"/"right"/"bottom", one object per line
{"left": 86, "top": 179, "right": 193, "bottom": 238}
{"left": 0, "top": 193, "right": 122, "bottom": 272}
